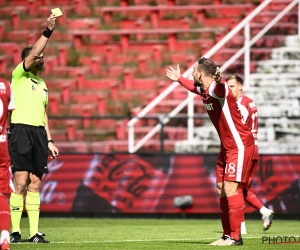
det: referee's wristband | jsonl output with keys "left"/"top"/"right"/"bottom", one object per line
{"left": 43, "top": 27, "right": 53, "bottom": 38}
{"left": 48, "top": 139, "right": 54, "bottom": 144}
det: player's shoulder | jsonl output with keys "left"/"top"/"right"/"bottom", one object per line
{"left": 241, "top": 95, "right": 256, "bottom": 108}
{"left": 0, "top": 78, "right": 10, "bottom": 89}
{"left": 0, "top": 78, "right": 11, "bottom": 99}
{"left": 241, "top": 95, "right": 255, "bottom": 104}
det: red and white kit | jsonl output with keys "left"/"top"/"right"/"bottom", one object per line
{"left": 237, "top": 95, "right": 258, "bottom": 159}
{"left": 178, "top": 76, "right": 254, "bottom": 184}
{"left": 237, "top": 95, "right": 258, "bottom": 188}
{"left": 0, "top": 78, "right": 14, "bottom": 194}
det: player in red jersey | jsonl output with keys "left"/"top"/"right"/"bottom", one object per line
{"left": 0, "top": 78, "right": 14, "bottom": 250}
{"left": 227, "top": 74, "right": 274, "bottom": 234}
{"left": 166, "top": 58, "right": 255, "bottom": 246}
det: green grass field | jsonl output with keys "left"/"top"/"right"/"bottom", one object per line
{"left": 10, "top": 217, "right": 300, "bottom": 249}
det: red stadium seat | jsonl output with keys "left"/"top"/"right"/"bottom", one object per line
{"left": 0, "top": 0, "right": 295, "bottom": 153}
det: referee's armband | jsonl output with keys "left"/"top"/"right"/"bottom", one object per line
{"left": 43, "top": 27, "right": 53, "bottom": 38}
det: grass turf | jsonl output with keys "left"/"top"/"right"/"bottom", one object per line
{"left": 10, "top": 218, "right": 300, "bottom": 249}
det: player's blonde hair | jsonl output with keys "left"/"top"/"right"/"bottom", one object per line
{"left": 226, "top": 74, "right": 243, "bottom": 85}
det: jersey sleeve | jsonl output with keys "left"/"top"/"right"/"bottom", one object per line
{"left": 214, "top": 82, "right": 226, "bottom": 98}
{"left": 248, "top": 101, "right": 258, "bottom": 133}
{"left": 12, "top": 61, "right": 29, "bottom": 80}
{"left": 238, "top": 96, "right": 258, "bottom": 134}
{"left": 178, "top": 76, "right": 200, "bottom": 95}
{"left": 237, "top": 103, "right": 249, "bottom": 125}
{"left": 208, "top": 81, "right": 228, "bottom": 100}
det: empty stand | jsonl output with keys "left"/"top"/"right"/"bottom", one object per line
{"left": 1, "top": 0, "right": 298, "bottom": 153}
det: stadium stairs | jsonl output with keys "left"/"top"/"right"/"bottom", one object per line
{"left": 243, "top": 33, "right": 300, "bottom": 154}
{"left": 0, "top": 0, "right": 296, "bottom": 153}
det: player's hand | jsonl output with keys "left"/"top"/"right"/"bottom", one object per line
{"left": 48, "top": 143, "right": 59, "bottom": 159}
{"left": 166, "top": 64, "right": 181, "bottom": 82}
{"left": 213, "top": 67, "right": 222, "bottom": 84}
{"left": 47, "top": 14, "right": 56, "bottom": 31}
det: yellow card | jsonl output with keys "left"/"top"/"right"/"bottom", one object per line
{"left": 51, "top": 7, "right": 63, "bottom": 17}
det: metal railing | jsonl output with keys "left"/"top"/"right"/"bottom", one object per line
{"left": 127, "top": 0, "right": 300, "bottom": 153}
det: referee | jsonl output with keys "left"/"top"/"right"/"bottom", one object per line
{"left": 9, "top": 13, "right": 58, "bottom": 244}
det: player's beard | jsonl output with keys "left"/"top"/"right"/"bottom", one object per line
{"left": 193, "top": 76, "right": 203, "bottom": 88}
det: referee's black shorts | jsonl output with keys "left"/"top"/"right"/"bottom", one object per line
{"left": 9, "top": 124, "right": 49, "bottom": 174}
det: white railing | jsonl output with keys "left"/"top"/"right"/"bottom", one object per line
{"left": 127, "top": 0, "right": 300, "bottom": 153}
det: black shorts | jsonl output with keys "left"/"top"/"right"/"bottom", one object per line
{"left": 9, "top": 124, "right": 49, "bottom": 174}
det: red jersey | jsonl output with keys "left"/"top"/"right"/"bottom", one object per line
{"left": 0, "top": 78, "right": 14, "bottom": 148}
{"left": 0, "top": 78, "right": 14, "bottom": 194}
{"left": 178, "top": 76, "right": 254, "bottom": 151}
{"left": 237, "top": 95, "right": 258, "bottom": 159}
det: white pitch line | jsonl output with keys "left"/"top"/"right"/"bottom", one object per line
{"left": 16, "top": 236, "right": 263, "bottom": 244}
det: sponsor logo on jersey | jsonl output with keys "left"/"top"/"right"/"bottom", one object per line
{"left": 0, "top": 82, "right": 6, "bottom": 94}
{"left": 0, "top": 134, "right": 6, "bottom": 142}
{"left": 204, "top": 103, "right": 214, "bottom": 110}
{"left": 0, "top": 82, "right": 6, "bottom": 89}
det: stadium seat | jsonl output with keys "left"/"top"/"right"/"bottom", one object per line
{"left": 0, "top": 0, "right": 296, "bottom": 153}
{"left": 48, "top": 93, "right": 61, "bottom": 115}
{"left": 0, "top": 55, "right": 7, "bottom": 74}
{"left": 71, "top": 27, "right": 224, "bottom": 53}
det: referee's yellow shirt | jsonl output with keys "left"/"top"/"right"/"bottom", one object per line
{"left": 11, "top": 62, "right": 48, "bottom": 126}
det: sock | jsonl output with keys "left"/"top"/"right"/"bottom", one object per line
{"left": 228, "top": 194, "right": 244, "bottom": 241}
{"left": 0, "top": 230, "right": 10, "bottom": 244}
{"left": 10, "top": 192, "right": 24, "bottom": 234}
{"left": 240, "top": 221, "right": 246, "bottom": 233}
{"left": 26, "top": 191, "right": 40, "bottom": 238}
{"left": 243, "top": 189, "right": 263, "bottom": 210}
{"left": 238, "top": 189, "right": 245, "bottom": 227}
{"left": 260, "top": 206, "right": 271, "bottom": 215}
{"left": 0, "top": 195, "right": 10, "bottom": 232}
{"left": 219, "top": 197, "right": 230, "bottom": 236}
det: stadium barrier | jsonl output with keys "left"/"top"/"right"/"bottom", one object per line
{"left": 37, "top": 153, "right": 300, "bottom": 215}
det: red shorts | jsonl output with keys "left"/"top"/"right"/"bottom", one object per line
{"left": 216, "top": 144, "right": 255, "bottom": 186}
{"left": 0, "top": 149, "right": 13, "bottom": 194}
{"left": 241, "top": 159, "right": 258, "bottom": 190}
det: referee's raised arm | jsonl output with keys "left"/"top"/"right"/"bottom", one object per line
{"left": 24, "top": 14, "right": 56, "bottom": 70}
{"left": 9, "top": 11, "right": 59, "bottom": 244}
